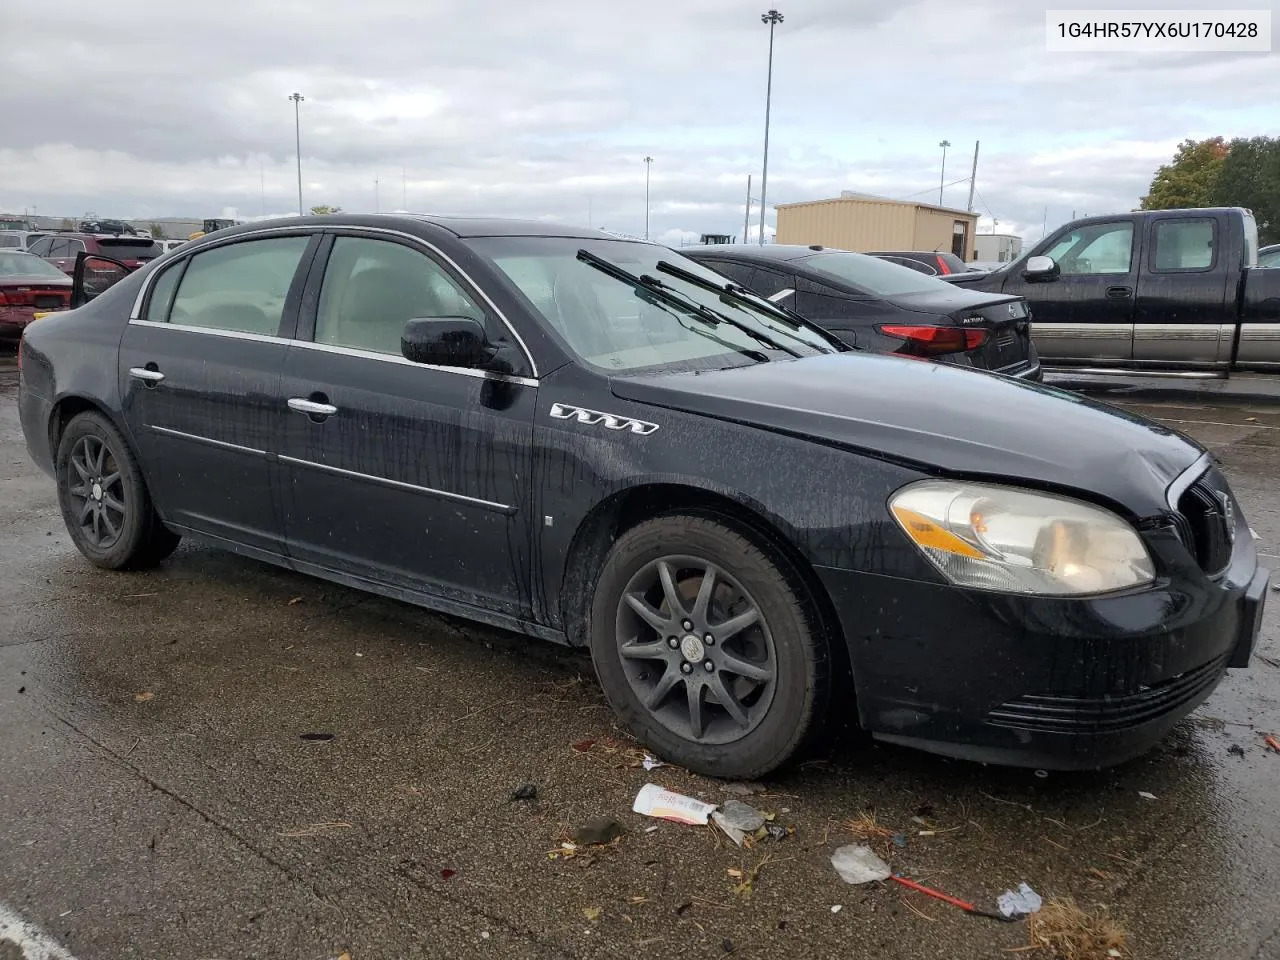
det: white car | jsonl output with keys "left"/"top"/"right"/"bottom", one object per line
{"left": 0, "top": 230, "right": 48, "bottom": 253}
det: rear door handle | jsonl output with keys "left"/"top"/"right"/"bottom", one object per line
{"left": 288, "top": 397, "right": 338, "bottom": 417}
{"left": 1106, "top": 286, "right": 1133, "bottom": 299}
{"left": 128, "top": 366, "right": 165, "bottom": 383}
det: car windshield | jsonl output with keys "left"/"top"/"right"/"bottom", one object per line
{"left": 468, "top": 236, "right": 836, "bottom": 373}
{"left": 797, "top": 251, "right": 948, "bottom": 296}
{"left": 0, "top": 252, "right": 67, "bottom": 277}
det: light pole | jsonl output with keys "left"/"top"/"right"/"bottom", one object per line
{"left": 374, "top": 175, "right": 380, "bottom": 213}
{"left": 644, "top": 156, "right": 653, "bottom": 240}
{"left": 937, "top": 139, "right": 950, "bottom": 207}
{"left": 758, "top": 9, "right": 783, "bottom": 245}
{"left": 289, "top": 92, "right": 305, "bottom": 214}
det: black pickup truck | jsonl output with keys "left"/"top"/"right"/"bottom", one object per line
{"left": 948, "top": 208, "right": 1280, "bottom": 374}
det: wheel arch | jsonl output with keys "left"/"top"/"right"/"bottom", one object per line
{"left": 48, "top": 395, "right": 130, "bottom": 460}
{"left": 558, "top": 482, "right": 847, "bottom": 678}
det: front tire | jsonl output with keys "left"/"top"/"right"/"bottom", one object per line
{"left": 589, "top": 514, "right": 830, "bottom": 779}
{"left": 55, "top": 411, "right": 180, "bottom": 570}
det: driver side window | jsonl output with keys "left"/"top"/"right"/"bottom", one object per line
{"left": 1042, "top": 222, "right": 1134, "bottom": 276}
{"left": 315, "top": 237, "right": 485, "bottom": 355}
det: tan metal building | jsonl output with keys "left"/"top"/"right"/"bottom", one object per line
{"left": 775, "top": 192, "right": 980, "bottom": 260}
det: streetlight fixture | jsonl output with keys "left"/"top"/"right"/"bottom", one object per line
{"left": 758, "top": 9, "right": 784, "bottom": 245}
{"left": 644, "top": 156, "right": 653, "bottom": 240}
{"left": 289, "top": 92, "right": 305, "bottom": 214}
{"left": 937, "top": 139, "right": 950, "bottom": 207}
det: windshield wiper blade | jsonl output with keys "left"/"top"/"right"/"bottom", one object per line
{"left": 655, "top": 259, "right": 808, "bottom": 327}
{"left": 576, "top": 249, "right": 801, "bottom": 358}
{"left": 654, "top": 259, "right": 860, "bottom": 353}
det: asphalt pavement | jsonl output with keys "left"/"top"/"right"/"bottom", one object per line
{"left": 2, "top": 353, "right": 1278, "bottom": 960}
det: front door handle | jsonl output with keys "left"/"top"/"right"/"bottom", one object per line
{"left": 288, "top": 397, "right": 338, "bottom": 417}
{"left": 1106, "top": 286, "right": 1133, "bottom": 300}
{"left": 128, "top": 366, "right": 165, "bottom": 384}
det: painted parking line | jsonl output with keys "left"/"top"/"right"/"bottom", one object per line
{"left": 0, "top": 903, "right": 80, "bottom": 959}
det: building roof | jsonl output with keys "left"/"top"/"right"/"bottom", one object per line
{"left": 776, "top": 192, "right": 978, "bottom": 218}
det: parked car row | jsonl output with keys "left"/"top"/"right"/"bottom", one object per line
{"left": 15, "top": 213, "right": 1268, "bottom": 779}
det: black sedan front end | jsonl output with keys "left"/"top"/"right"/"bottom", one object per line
{"left": 821, "top": 456, "right": 1267, "bottom": 770}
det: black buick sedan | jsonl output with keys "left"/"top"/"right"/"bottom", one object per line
{"left": 17, "top": 215, "right": 1267, "bottom": 777}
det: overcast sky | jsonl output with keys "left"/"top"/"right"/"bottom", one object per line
{"left": 2, "top": 0, "right": 1276, "bottom": 245}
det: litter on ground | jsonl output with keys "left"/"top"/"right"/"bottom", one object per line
{"left": 830, "top": 844, "right": 891, "bottom": 885}
{"left": 570, "top": 818, "right": 625, "bottom": 846}
{"left": 998, "top": 882, "right": 1044, "bottom": 918}
{"left": 632, "top": 784, "right": 717, "bottom": 825}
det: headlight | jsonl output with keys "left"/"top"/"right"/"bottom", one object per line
{"left": 889, "top": 480, "right": 1155, "bottom": 596}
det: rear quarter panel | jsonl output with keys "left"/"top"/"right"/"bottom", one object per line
{"left": 18, "top": 270, "right": 144, "bottom": 461}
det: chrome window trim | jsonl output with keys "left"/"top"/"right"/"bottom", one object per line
{"left": 1166, "top": 453, "right": 1212, "bottom": 511}
{"left": 150, "top": 424, "right": 268, "bottom": 458}
{"left": 131, "top": 317, "right": 283, "bottom": 345}
{"left": 126, "top": 318, "right": 539, "bottom": 387}
{"left": 128, "top": 222, "right": 540, "bottom": 378}
{"left": 278, "top": 454, "right": 514, "bottom": 514}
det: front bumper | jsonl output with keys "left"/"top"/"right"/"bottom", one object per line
{"left": 816, "top": 527, "right": 1267, "bottom": 770}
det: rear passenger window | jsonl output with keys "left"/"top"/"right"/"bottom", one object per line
{"left": 144, "top": 261, "right": 185, "bottom": 322}
{"left": 168, "top": 236, "right": 310, "bottom": 336}
{"left": 1152, "top": 219, "right": 1216, "bottom": 272}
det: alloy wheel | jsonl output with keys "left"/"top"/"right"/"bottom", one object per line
{"left": 615, "top": 556, "right": 777, "bottom": 745}
{"left": 66, "top": 435, "right": 126, "bottom": 550}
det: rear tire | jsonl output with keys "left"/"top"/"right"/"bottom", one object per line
{"left": 55, "top": 411, "right": 180, "bottom": 570}
{"left": 588, "top": 514, "right": 830, "bottom": 779}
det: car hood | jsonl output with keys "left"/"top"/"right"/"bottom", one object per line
{"left": 611, "top": 354, "right": 1203, "bottom": 517}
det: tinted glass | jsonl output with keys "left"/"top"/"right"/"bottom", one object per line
{"left": 798, "top": 251, "right": 944, "bottom": 296}
{"left": 1042, "top": 222, "right": 1133, "bottom": 275}
{"left": 1258, "top": 247, "right": 1280, "bottom": 268}
{"left": 0, "top": 235, "right": 20, "bottom": 248}
{"left": 144, "top": 260, "right": 185, "bottom": 322}
{"left": 1152, "top": 219, "right": 1215, "bottom": 271}
{"left": 314, "top": 237, "right": 485, "bottom": 355}
{"left": 26, "top": 237, "right": 54, "bottom": 256}
{"left": 697, "top": 259, "right": 756, "bottom": 287}
{"left": 98, "top": 238, "right": 162, "bottom": 260}
{"left": 0, "top": 252, "right": 67, "bottom": 277}
{"left": 169, "top": 236, "right": 309, "bottom": 335}
{"left": 876, "top": 255, "right": 936, "bottom": 275}
{"left": 46, "top": 239, "right": 70, "bottom": 258}
{"left": 471, "top": 236, "right": 833, "bottom": 373}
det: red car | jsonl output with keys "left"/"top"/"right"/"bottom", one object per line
{"left": 23, "top": 233, "right": 163, "bottom": 275}
{"left": 0, "top": 251, "right": 72, "bottom": 342}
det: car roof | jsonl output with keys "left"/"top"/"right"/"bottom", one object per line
{"left": 682, "top": 243, "right": 835, "bottom": 263}
{"left": 214, "top": 213, "right": 615, "bottom": 242}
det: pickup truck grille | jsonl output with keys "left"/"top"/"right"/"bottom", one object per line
{"left": 1172, "top": 474, "right": 1234, "bottom": 577}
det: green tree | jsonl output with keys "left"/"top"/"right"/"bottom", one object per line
{"left": 1140, "top": 137, "right": 1229, "bottom": 210}
{"left": 149, "top": 222, "right": 166, "bottom": 239}
{"left": 309, "top": 204, "right": 342, "bottom": 215}
{"left": 1211, "top": 136, "right": 1280, "bottom": 245}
